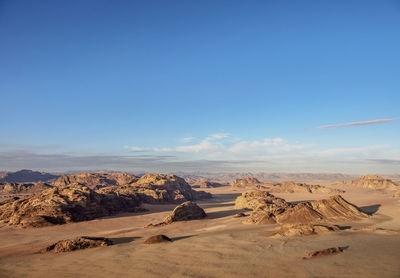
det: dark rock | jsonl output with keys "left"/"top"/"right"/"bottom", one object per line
{"left": 144, "top": 235, "right": 172, "bottom": 244}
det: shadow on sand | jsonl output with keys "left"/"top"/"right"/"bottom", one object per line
{"left": 206, "top": 208, "right": 245, "bottom": 219}
{"left": 110, "top": 236, "right": 141, "bottom": 244}
{"left": 360, "top": 204, "right": 381, "bottom": 215}
{"left": 171, "top": 235, "right": 195, "bottom": 242}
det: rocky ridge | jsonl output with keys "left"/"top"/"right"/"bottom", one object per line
{"left": 235, "top": 190, "right": 367, "bottom": 225}
{"left": 336, "top": 175, "right": 398, "bottom": 191}
{"left": 0, "top": 174, "right": 211, "bottom": 227}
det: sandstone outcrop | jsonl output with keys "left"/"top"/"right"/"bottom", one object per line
{"left": 271, "top": 224, "right": 341, "bottom": 237}
{"left": 144, "top": 235, "right": 172, "bottom": 244}
{"left": 0, "top": 182, "right": 53, "bottom": 194}
{"left": 191, "top": 180, "right": 226, "bottom": 188}
{"left": 163, "top": 201, "right": 206, "bottom": 223}
{"left": 0, "top": 174, "right": 211, "bottom": 227}
{"left": 132, "top": 174, "right": 211, "bottom": 203}
{"left": 231, "top": 177, "right": 261, "bottom": 188}
{"left": 234, "top": 190, "right": 289, "bottom": 210}
{"left": 235, "top": 191, "right": 367, "bottom": 225}
{"left": 53, "top": 172, "right": 138, "bottom": 189}
{"left": 303, "top": 247, "right": 344, "bottom": 259}
{"left": 44, "top": 236, "right": 113, "bottom": 252}
{"left": 336, "top": 175, "right": 398, "bottom": 191}
{"left": 0, "top": 183, "right": 141, "bottom": 227}
{"left": 269, "top": 182, "right": 344, "bottom": 194}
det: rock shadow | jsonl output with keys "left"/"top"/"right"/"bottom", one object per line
{"left": 171, "top": 235, "right": 195, "bottom": 242}
{"left": 360, "top": 204, "right": 381, "bottom": 215}
{"left": 110, "top": 236, "right": 141, "bottom": 244}
{"left": 206, "top": 209, "right": 244, "bottom": 219}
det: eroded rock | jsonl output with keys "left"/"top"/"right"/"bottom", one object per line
{"left": 236, "top": 191, "right": 368, "bottom": 225}
{"left": 271, "top": 224, "right": 341, "bottom": 237}
{"left": 144, "top": 234, "right": 172, "bottom": 244}
{"left": 44, "top": 236, "right": 113, "bottom": 253}
{"left": 231, "top": 177, "right": 261, "bottom": 188}
{"left": 303, "top": 247, "right": 344, "bottom": 259}
{"left": 269, "top": 182, "right": 344, "bottom": 194}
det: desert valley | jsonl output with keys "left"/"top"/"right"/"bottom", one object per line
{"left": 1, "top": 1, "right": 400, "bottom": 277}
{"left": 0, "top": 170, "right": 399, "bottom": 277}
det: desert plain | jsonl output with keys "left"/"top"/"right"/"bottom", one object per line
{"left": 0, "top": 173, "right": 399, "bottom": 278}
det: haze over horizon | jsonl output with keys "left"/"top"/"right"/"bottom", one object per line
{"left": 1, "top": 0, "right": 399, "bottom": 173}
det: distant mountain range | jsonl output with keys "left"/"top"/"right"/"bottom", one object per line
{"left": 0, "top": 170, "right": 59, "bottom": 183}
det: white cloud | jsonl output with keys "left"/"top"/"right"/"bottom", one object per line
{"left": 123, "top": 146, "right": 146, "bottom": 152}
{"left": 206, "top": 133, "right": 230, "bottom": 140}
{"left": 228, "top": 138, "right": 304, "bottom": 155}
{"left": 180, "top": 136, "right": 196, "bottom": 143}
{"left": 318, "top": 118, "right": 399, "bottom": 129}
{"left": 154, "top": 134, "right": 227, "bottom": 153}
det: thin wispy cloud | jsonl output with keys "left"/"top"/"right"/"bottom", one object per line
{"left": 318, "top": 118, "right": 399, "bottom": 129}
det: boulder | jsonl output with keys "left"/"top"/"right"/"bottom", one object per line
{"left": 144, "top": 235, "right": 172, "bottom": 244}
{"left": 44, "top": 236, "right": 113, "bottom": 252}
{"left": 303, "top": 247, "right": 344, "bottom": 259}
{"left": 163, "top": 201, "right": 206, "bottom": 223}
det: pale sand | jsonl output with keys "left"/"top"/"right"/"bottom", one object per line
{"left": 0, "top": 186, "right": 399, "bottom": 278}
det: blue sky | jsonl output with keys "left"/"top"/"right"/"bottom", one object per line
{"left": 0, "top": 0, "right": 399, "bottom": 173}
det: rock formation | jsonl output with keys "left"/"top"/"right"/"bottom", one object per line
{"left": 163, "top": 201, "right": 206, "bottom": 223}
{"left": 191, "top": 180, "right": 226, "bottom": 188}
{"left": 393, "top": 189, "right": 400, "bottom": 198}
{"left": 336, "top": 175, "right": 398, "bottom": 191}
{"left": 0, "top": 170, "right": 59, "bottom": 183}
{"left": 44, "top": 236, "right": 113, "bottom": 252}
{"left": 144, "top": 235, "right": 172, "bottom": 244}
{"left": 0, "top": 174, "right": 211, "bottom": 227}
{"left": 234, "top": 190, "right": 289, "bottom": 210}
{"left": 0, "top": 182, "right": 53, "bottom": 194}
{"left": 53, "top": 172, "right": 138, "bottom": 189}
{"left": 271, "top": 224, "right": 341, "bottom": 237}
{"left": 0, "top": 184, "right": 133, "bottom": 227}
{"left": 231, "top": 177, "right": 261, "bottom": 188}
{"left": 235, "top": 191, "right": 367, "bottom": 225}
{"left": 269, "top": 182, "right": 344, "bottom": 194}
{"left": 303, "top": 247, "right": 345, "bottom": 259}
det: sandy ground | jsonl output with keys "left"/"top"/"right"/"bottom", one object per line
{"left": 0, "top": 186, "right": 399, "bottom": 278}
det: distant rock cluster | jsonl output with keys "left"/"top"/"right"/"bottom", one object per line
{"left": 0, "top": 174, "right": 211, "bottom": 228}
{"left": 269, "top": 182, "right": 344, "bottom": 194}
{"left": 336, "top": 174, "right": 399, "bottom": 191}
{"left": 231, "top": 177, "right": 261, "bottom": 188}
